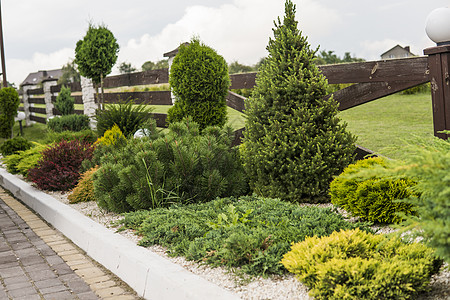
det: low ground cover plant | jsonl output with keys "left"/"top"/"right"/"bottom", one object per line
{"left": 281, "top": 228, "right": 442, "bottom": 300}
{"left": 68, "top": 166, "right": 98, "bottom": 203}
{"left": 119, "top": 195, "right": 372, "bottom": 276}
{"left": 2, "top": 143, "right": 47, "bottom": 176}
{"left": 44, "top": 129, "right": 98, "bottom": 144}
{"left": 27, "top": 140, "right": 94, "bottom": 191}
{"left": 330, "top": 157, "right": 417, "bottom": 223}
{"left": 93, "top": 119, "right": 248, "bottom": 212}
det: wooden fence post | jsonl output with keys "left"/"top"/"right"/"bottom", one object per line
{"left": 424, "top": 45, "right": 450, "bottom": 139}
{"left": 42, "top": 78, "right": 58, "bottom": 121}
{"left": 81, "top": 76, "right": 97, "bottom": 129}
{"left": 21, "top": 83, "right": 34, "bottom": 126}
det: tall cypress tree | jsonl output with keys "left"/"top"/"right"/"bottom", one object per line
{"left": 242, "top": 0, "right": 356, "bottom": 202}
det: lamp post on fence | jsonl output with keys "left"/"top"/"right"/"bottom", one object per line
{"left": 424, "top": 7, "right": 450, "bottom": 140}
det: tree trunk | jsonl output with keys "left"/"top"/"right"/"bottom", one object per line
{"left": 100, "top": 73, "right": 104, "bottom": 110}
{"left": 95, "top": 83, "right": 100, "bottom": 110}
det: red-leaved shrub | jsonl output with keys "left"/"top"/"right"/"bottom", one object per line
{"left": 27, "top": 140, "right": 94, "bottom": 191}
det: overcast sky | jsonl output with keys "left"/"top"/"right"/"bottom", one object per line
{"left": 2, "top": 0, "right": 449, "bottom": 86}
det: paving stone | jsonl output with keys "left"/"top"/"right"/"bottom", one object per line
{"left": 95, "top": 286, "right": 126, "bottom": 298}
{"left": 40, "top": 284, "right": 68, "bottom": 295}
{"left": 45, "top": 254, "right": 65, "bottom": 266}
{"left": 53, "top": 263, "right": 75, "bottom": 276}
{"left": 8, "top": 286, "right": 38, "bottom": 298}
{"left": 76, "top": 291, "right": 100, "bottom": 300}
{"left": 0, "top": 265, "right": 24, "bottom": 278}
{"left": 34, "top": 278, "right": 65, "bottom": 289}
{"left": 43, "top": 290, "right": 75, "bottom": 300}
{"left": 27, "top": 269, "right": 58, "bottom": 281}
{"left": 66, "top": 277, "right": 93, "bottom": 293}
{"left": 3, "top": 274, "right": 29, "bottom": 286}
{"left": 14, "top": 294, "right": 41, "bottom": 300}
{"left": 19, "top": 254, "right": 46, "bottom": 266}
{"left": 5, "top": 280, "right": 34, "bottom": 291}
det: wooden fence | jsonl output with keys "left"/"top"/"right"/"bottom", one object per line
{"left": 20, "top": 45, "right": 450, "bottom": 154}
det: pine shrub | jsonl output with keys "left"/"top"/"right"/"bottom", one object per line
{"left": 242, "top": 0, "right": 356, "bottom": 203}
{"left": 0, "top": 136, "right": 33, "bottom": 156}
{"left": 95, "top": 99, "right": 153, "bottom": 137}
{"left": 0, "top": 87, "right": 21, "bottom": 138}
{"left": 54, "top": 85, "right": 75, "bottom": 115}
{"left": 27, "top": 140, "right": 94, "bottom": 191}
{"left": 93, "top": 119, "right": 248, "bottom": 212}
{"left": 167, "top": 38, "right": 230, "bottom": 131}
{"left": 68, "top": 167, "right": 98, "bottom": 203}
{"left": 281, "top": 229, "right": 442, "bottom": 300}
{"left": 47, "top": 114, "right": 90, "bottom": 132}
{"left": 330, "top": 157, "right": 417, "bottom": 223}
{"left": 119, "top": 196, "right": 372, "bottom": 276}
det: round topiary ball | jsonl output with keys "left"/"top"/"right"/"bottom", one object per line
{"left": 167, "top": 38, "right": 230, "bottom": 130}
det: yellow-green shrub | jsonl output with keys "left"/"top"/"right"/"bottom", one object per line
{"left": 330, "top": 157, "right": 416, "bottom": 223}
{"left": 68, "top": 166, "right": 98, "bottom": 203}
{"left": 94, "top": 124, "right": 125, "bottom": 146}
{"left": 281, "top": 229, "right": 442, "bottom": 300}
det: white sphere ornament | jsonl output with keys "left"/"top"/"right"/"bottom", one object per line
{"left": 425, "top": 7, "right": 450, "bottom": 45}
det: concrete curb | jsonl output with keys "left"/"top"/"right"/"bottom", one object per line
{"left": 0, "top": 168, "right": 239, "bottom": 300}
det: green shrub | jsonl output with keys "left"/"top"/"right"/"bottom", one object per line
{"left": 281, "top": 229, "right": 442, "bottom": 300}
{"left": 94, "top": 124, "right": 125, "bottom": 146}
{"left": 93, "top": 119, "right": 248, "bottom": 212}
{"left": 2, "top": 143, "right": 47, "bottom": 175}
{"left": 119, "top": 196, "right": 372, "bottom": 276}
{"left": 0, "top": 87, "right": 20, "bottom": 138}
{"left": 68, "top": 167, "right": 98, "bottom": 203}
{"left": 0, "top": 136, "right": 33, "bottom": 156}
{"left": 242, "top": 1, "right": 356, "bottom": 203}
{"left": 47, "top": 114, "right": 90, "bottom": 132}
{"left": 54, "top": 85, "right": 74, "bottom": 115}
{"left": 330, "top": 157, "right": 417, "bottom": 224}
{"left": 401, "top": 82, "right": 430, "bottom": 95}
{"left": 167, "top": 38, "right": 229, "bottom": 131}
{"left": 95, "top": 99, "right": 153, "bottom": 137}
{"left": 44, "top": 129, "right": 98, "bottom": 144}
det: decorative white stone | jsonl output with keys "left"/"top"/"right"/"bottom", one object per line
{"left": 43, "top": 79, "right": 57, "bottom": 119}
{"left": 21, "top": 85, "right": 34, "bottom": 126}
{"left": 81, "top": 76, "right": 97, "bottom": 130}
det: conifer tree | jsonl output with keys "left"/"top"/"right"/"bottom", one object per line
{"left": 242, "top": 0, "right": 356, "bottom": 202}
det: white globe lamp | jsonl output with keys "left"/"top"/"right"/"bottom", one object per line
{"left": 425, "top": 7, "right": 450, "bottom": 45}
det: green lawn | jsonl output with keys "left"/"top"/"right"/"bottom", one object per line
{"left": 10, "top": 93, "right": 435, "bottom": 160}
{"left": 338, "top": 93, "right": 434, "bottom": 160}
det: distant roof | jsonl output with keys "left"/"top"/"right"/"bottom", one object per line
{"left": 380, "top": 44, "right": 415, "bottom": 57}
{"left": 163, "top": 42, "right": 190, "bottom": 58}
{"left": 21, "top": 69, "right": 63, "bottom": 86}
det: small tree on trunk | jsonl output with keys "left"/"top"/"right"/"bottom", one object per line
{"left": 75, "top": 23, "right": 119, "bottom": 110}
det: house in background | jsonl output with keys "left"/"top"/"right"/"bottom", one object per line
{"left": 21, "top": 69, "right": 62, "bottom": 86}
{"left": 381, "top": 45, "right": 416, "bottom": 59}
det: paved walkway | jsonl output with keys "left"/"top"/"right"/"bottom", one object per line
{"left": 0, "top": 188, "right": 140, "bottom": 300}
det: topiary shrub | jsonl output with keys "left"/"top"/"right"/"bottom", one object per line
{"left": 281, "top": 228, "right": 442, "bottom": 300}
{"left": 44, "top": 129, "right": 98, "bottom": 144}
{"left": 167, "top": 38, "right": 230, "bottom": 131}
{"left": 68, "top": 166, "right": 98, "bottom": 203}
{"left": 330, "top": 157, "right": 417, "bottom": 224}
{"left": 47, "top": 114, "right": 90, "bottom": 132}
{"left": 54, "top": 85, "right": 75, "bottom": 115}
{"left": 0, "top": 87, "right": 21, "bottom": 138}
{"left": 0, "top": 136, "right": 33, "bottom": 156}
{"left": 27, "top": 140, "right": 94, "bottom": 191}
{"left": 2, "top": 142, "right": 47, "bottom": 176}
{"left": 241, "top": 1, "right": 356, "bottom": 203}
{"left": 93, "top": 118, "right": 248, "bottom": 212}
{"left": 95, "top": 99, "right": 153, "bottom": 137}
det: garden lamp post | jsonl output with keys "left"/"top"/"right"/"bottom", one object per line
{"left": 424, "top": 7, "right": 450, "bottom": 140}
{"left": 14, "top": 111, "right": 25, "bottom": 136}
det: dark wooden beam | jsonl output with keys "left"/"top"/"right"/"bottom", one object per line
{"left": 230, "top": 72, "right": 257, "bottom": 90}
{"left": 226, "top": 91, "right": 246, "bottom": 113}
{"left": 29, "top": 115, "right": 46, "bottom": 124}
{"left": 103, "top": 69, "right": 169, "bottom": 88}
{"left": 28, "top": 98, "right": 45, "bottom": 105}
{"left": 27, "top": 88, "right": 44, "bottom": 95}
{"left": 102, "top": 91, "right": 172, "bottom": 105}
{"left": 29, "top": 107, "right": 46, "bottom": 114}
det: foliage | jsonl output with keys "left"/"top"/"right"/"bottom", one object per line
{"left": 316, "top": 50, "right": 365, "bottom": 65}
{"left": 141, "top": 59, "right": 169, "bottom": 71}
{"left": 58, "top": 59, "right": 80, "bottom": 85}
{"left": 330, "top": 157, "right": 417, "bottom": 224}
{"left": 44, "top": 129, "right": 98, "bottom": 144}
{"left": 356, "top": 137, "right": 450, "bottom": 263}
{"left": 228, "top": 61, "right": 255, "bottom": 74}
{"left": 401, "top": 82, "right": 430, "bottom": 95}
{"left": 0, "top": 87, "right": 20, "bottom": 138}
{"left": 47, "top": 114, "right": 90, "bottom": 133}
{"left": 242, "top": 0, "right": 356, "bottom": 203}
{"left": 0, "top": 136, "right": 33, "bottom": 156}
{"left": 167, "top": 38, "right": 230, "bottom": 131}
{"left": 54, "top": 85, "right": 75, "bottom": 115}
{"left": 119, "top": 196, "right": 372, "bottom": 276}
{"left": 2, "top": 143, "right": 47, "bottom": 176}
{"left": 27, "top": 140, "right": 94, "bottom": 191}
{"left": 94, "top": 124, "right": 125, "bottom": 146}
{"left": 95, "top": 99, "right": 153, "bottom": 137}
{"left": 118, "top": 62, "right": 137, "bottom": 74}
{"left": 68, "top": 167, "right": 98, "bottom": 203}
{"left": 75, "top": 23, "right": 119, "bottom": 108}
{"left": 281, "top": 228, "right": 442, "bottom": 300}
{"left": 93, "top": 119, "right": 248, "bottom": 212}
